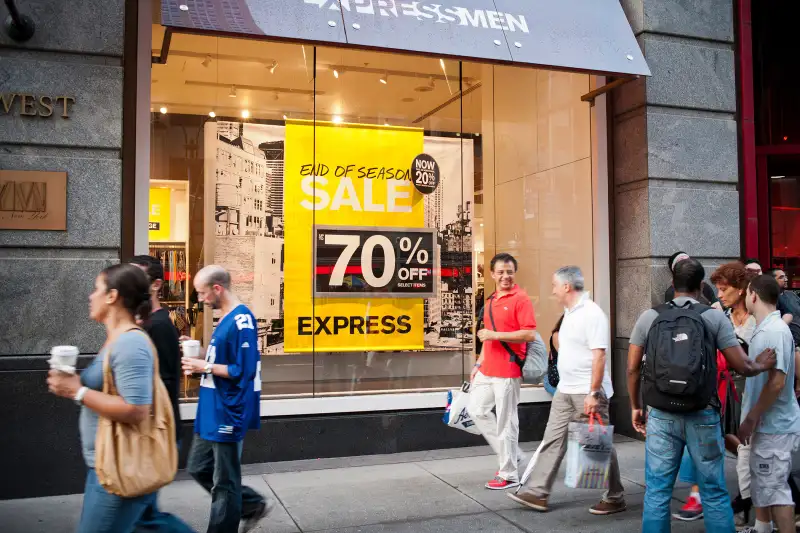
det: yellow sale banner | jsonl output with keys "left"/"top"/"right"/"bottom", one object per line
{"left": 149, "top": 187, "right": 171, "bottom": 241}
{"left": 284, "top": 121, "right": 425, "bottom": 352}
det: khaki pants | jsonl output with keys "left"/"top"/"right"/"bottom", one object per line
{"left": 519, "top": 390, "right": 624, "bottom": 502}
{"left": 467, "top": 372, "right": 521, "bottom": 481}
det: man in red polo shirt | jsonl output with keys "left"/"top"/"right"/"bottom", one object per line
{"left": 470, "top": 253, "right": 537, "bottom": 490}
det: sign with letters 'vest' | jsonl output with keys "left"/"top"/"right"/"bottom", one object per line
{"left": 0, "top": 170, "right": 67, "bottom": 231}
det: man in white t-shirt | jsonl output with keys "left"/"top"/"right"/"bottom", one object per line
{"left": 508, "top": 266, "right": 625, "bottom": 515}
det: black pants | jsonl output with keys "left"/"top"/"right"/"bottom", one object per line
{"left": 186, "top": 437, "right": 264, "bottom": 533}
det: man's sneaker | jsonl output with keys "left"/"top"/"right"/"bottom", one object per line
{"left": 672, "top": 495, "right": 703, "bottom": 522}
{"left": 240, "top": 497, "right": 275, "bottom": 533}
{"left": 485, "top": 476, "right": 519, "bottom": 490}
{"left": 507, "top": 490, "right": 548, "bottom": 512}
{"left": 589, "top": 499, "right": 627, "bottom": 515}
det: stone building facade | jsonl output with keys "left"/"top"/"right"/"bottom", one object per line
{"left": 0, "top": 0, "right": 743, "bottom": 497}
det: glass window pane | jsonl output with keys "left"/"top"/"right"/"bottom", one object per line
{"left": 150, "top": 32, "right": 316, "bottom": 398}
{"left": 474, "top": 62, "right": 593, "bottom": 343}
{"left": 298, "top": 47, "right": 468, "bottom": 395}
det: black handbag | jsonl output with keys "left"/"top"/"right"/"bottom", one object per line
{"left": 547, "top": 332, "right": 560, "bottom": 388}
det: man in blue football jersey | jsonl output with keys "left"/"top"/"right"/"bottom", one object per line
{"left": 182, "top": 265, "right": 270, "bottom": 533}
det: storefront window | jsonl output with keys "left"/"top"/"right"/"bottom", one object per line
{"left": 769, "top": 156, "right": 800, "bottom": 288}
{"left": 149, "top": 27, "right": 595, "bottom": 400}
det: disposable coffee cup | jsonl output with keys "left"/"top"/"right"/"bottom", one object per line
{"left": 182, "top": 340, "right": 202, "bottom": 375}
{"left": 182, "top": 340, "right": 201, "bottom": 358}
{"left": 49, "top": 346, "right": 79, "bottom": 374}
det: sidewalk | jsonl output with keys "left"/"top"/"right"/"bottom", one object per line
{"left": 0, "top": 435, "right": 736, "bottom": 532}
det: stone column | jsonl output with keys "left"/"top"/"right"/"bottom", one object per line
{"left": 612, "top": 0, "right": 740, "bottom": 434}
{"left": 0, "top": 0, "right": 124, "bottom": 497}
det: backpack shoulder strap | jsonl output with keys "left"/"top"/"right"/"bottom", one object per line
{"left": 689, "top": 302, "right": 712, "bottom": 315}
{"left": 653, "top": 302, "right": 674, "bottom": 315}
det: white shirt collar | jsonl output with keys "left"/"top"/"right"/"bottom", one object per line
{"left": 565, "top": 292, "right": 591, "bottom": 314}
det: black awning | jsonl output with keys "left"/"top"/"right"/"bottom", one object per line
{"left": 161, "top": 0, "right": 650, "bottom": 77}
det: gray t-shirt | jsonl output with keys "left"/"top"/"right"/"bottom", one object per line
{"left": 79, "top": 330, "right": 154, "bottom": 467}
{"left": 629, "top": 296, "right": 739, "bottom": 351}
{"left": 742, "top": 311, "right": 800, "bottom": 434}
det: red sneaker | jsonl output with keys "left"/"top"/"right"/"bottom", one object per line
{"left": 485, "top": 476, "right": 520, "bottom": 490}
{"left": 672, "top": 495, "right": 703, "bottom": 521}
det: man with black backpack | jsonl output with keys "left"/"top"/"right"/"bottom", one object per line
{"left": 470, "top": 253, "right": 537, "bottom": 490}
{"left": 627, "top": 258, "right": 777, "bottom": 533}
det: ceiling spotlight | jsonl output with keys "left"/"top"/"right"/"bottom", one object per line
{"left": 208, "top": 111, "right": 216, "bottom": 118}
{"left": 283, "top": 114, "right": 288, "bottom": 120}
{"left": 229, "top": 85, "right": 237, "bottom": 98}
{"left": 179, "top": 4, "right": 189, "bottom": 11}
{"left": 379, "top": 74, "right": 388, "bottom": 85}
{"left": 159, "top": 106, "right": 167, "bottom": 114}
{"left": 269, "top": 60, "right": 278, "bottom": 74}
{"left": 201, "top": 54, "right": 212, "bottom": 68}
{"left": 333, "top": 69, "right": 339, "bottom": 79}
{"left": 332, "top": 115, "right": 343, "bottom": 124}
{"left": 241, "top": 110, "right": 250, "bottom": 119}
{"left": 384, "top": 122, "right": 390, "bottom": 126}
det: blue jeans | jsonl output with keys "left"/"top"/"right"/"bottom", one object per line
{"left": 187, "top": 437, "right": 265, "bottom": 533}
{"left": 678, "top": 448, "right": 697, "bottom": 485}
{"left": 643, "top": 407, "right": 733, "bottom": 533}
{"left": 76, "top": 469, "right": 195, "bottom": 533}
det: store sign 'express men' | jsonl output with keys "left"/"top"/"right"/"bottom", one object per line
{"left": 304, "top": 0, "right": 530, "bottom": 33}
{"left": 0, "top": 93, "right": 75, "bottom": 118}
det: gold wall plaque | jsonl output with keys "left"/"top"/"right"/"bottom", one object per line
{"left": 0, "top": 170, "right": 67, "bottom": 230}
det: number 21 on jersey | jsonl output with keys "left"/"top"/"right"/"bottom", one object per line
{"left": 235, "top": 314, "right": 254, "bottom": 330}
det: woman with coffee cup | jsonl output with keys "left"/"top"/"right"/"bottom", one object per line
{"left": 46, "top": 264, "right": 195, "bottom": 533}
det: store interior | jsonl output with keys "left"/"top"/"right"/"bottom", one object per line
{"left": 149, "top": 24, "right": 596, "bottom": 400}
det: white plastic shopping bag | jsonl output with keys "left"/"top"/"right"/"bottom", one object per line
{"left": 443, "top": 382, "right": 481, "bottom": 435}
{"left": 564, "top": 414, "right": 614, "bottom": 489}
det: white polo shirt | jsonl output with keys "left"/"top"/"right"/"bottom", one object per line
{"left": 556, "top": 292, "right": 613, "bottom": 397}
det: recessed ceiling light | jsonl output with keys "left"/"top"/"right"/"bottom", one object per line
{"left": 241, "top": 110, "right": 250, "bottom": 119}
{"left": 384, "top": 122, "right": 389, "bottom": 126}
{"left": 332, "top": 115, "right": 343, "bottom": 124}
{"left": 159, "top": 106, "right": 168, "bottom": 114}
{"left": 229, "top": 86, "right": 237, "bottom": 98}
{"left": 283, "top": 114, "right": 288, "bottom": 120}
{"left": 179, "top": 4, "right": 189, "bottom": 11}
{"left": 333, "top": 69, "right": 339, "bottom": 79}
{"left": 208, "top": 111, "right": 216, "bottom": 118}
{"left": 379, "top": 74, "right": 388, "bottom": 85}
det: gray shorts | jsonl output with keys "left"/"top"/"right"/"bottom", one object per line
{"left": 750, "top": 433, "right": 800, "bottom": 508}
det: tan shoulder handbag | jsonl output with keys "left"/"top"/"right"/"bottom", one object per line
{"left": 94, "top": 328, "right": 178, "bottom": 497}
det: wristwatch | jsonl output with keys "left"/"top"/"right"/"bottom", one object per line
{"left": 590, "top": 390, "right": 603, "bottom": 399}
{"left": 74, "top": 386, "right": 89, "bottom": 406}
{"left": 203, "top": 363, "right": 213, "bottom": 375}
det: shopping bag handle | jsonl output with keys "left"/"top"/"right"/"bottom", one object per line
{"left": 588, "top": 413, "right": 606, "bottom": 432}
{"left": 461, "top": 381, "right": 471, "bottom": 393}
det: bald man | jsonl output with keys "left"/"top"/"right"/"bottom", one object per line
{"left": 182, "top": 266, "right": 270, "bottom": 533}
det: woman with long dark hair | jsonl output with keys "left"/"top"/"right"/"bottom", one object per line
{"left": 46, "top": 264, "right": 194, "bottom": 533}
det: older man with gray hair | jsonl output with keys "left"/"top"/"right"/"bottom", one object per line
{"left": 508, "top": 266, "right": 625, "bottom": 515}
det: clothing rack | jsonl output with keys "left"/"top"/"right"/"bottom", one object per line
{"left": 149, "top": 241, "right": 188, "bottom": 304}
